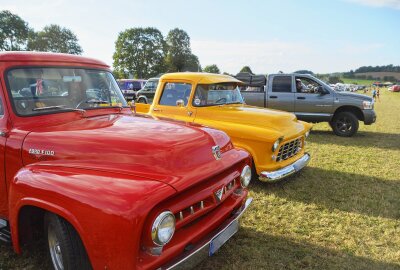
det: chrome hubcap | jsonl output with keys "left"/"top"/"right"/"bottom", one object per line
{"left": 48, "top": 224, "right": 64, "bottom": 270}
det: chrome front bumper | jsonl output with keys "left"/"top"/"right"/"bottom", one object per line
{"left": 160, "top": 197, "right": 253, "bottom": 270}
{"left": 259, "top": 153, "right": 310, "bottom": 182}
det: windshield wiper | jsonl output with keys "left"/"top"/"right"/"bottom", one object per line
{"left": 85, "top": 99, "right": 110, "bottom": 105}
{"left": 32, "top": 105, "right": 67, "bottom": 111}
{"left": 32, "top": 105, "right": 86, "bottom": 115}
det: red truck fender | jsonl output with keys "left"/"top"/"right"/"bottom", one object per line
{"left": 8, "top": 165, "right": 176, "bottom": 269}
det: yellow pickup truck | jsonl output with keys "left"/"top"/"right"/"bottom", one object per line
{"left": 135, "top": 72, "right": 312, "bottom": 182}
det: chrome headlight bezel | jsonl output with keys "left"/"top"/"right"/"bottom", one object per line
{"left": 272, "top": 137, "right": 283, "bottom": 152}
{"left": 151, "top": 211, "right": 176, "bottom": 246}
{"left": 363, "top": 100, "right": 373, "bottom": 110}
{"left": 305, "top": 130, "right": 310, "bottom": 139}
{"left": 240, "top": 165, "right": 252, "bottom": 188}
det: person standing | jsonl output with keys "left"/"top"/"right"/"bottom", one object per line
{"left": 372, "top": 88, "right": 377, "bottom": 101}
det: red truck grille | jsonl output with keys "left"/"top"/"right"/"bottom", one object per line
{"left": 276, "top": 137, "right": 301, "bottom": 162}
{"left": 173, "top": 178, "right": 237, "bottom": 229}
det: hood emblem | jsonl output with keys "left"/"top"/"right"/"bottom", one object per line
{"left": 212, "top": 145, "right": 221, "bottom": 160}
{"left": 214, "top": 187, "right": 224, "bottom": 202}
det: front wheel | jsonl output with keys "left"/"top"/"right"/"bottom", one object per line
{"left": 45, "top": 213, "right": 92, "bottom": 270}
{"left": 330, "top": 111, "right": 359, "bottom": 137}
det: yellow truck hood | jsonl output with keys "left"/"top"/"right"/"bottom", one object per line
{"left": 195, "top": 104, "right": 309, "bottom": 141}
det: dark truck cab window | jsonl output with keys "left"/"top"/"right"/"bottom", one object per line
{"left": 272, "top": 76, "right": 292, "bottom": 92}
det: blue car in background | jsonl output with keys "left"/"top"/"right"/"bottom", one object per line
{"left": 117, "top": 79, "right": 146, "bottom": 101}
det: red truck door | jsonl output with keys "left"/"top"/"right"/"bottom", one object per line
{"left": 0, "top": 85, "right": 8, "bottom": 217}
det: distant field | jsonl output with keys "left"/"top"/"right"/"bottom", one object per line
{"left": 341, "top": 78, "right": 375, "bottom": 85}
{"left": 353, "top": 72, "right": 400, "bottom": 81}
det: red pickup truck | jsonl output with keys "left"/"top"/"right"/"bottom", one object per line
{"left": 0, "top": 52, "right": 252, "bottom": 270}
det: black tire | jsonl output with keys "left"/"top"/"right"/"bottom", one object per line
{"left": 137, "top": 97, "right": 147, "bottom": 104}
{"left": 330, "top": 111, "right": 359, "bottom": 137}
{"left": 45, "top": 213, "right": 92, "bottom": 270}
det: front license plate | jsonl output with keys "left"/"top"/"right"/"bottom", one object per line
{"left": 209, "top": 220, "right": 239, "bottom": 256}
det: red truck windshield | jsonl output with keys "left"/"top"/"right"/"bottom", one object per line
{"left": 6, "top": 67, "right": 127, "bottom": 116}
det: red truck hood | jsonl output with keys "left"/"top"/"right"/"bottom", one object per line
{"left": 21, "top": 114, "right": 236, "bottom": 192}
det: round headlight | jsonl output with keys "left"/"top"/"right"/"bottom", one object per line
{"left": 272, "top": 137, "right": 283, "bottom": 152}
{"left": 151, "top": 211, "right": 175, "bottom": 246}
{"left": 240, "top": 165, "right": 252, "bottom": 188}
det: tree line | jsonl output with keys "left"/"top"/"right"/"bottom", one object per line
{"left": 0, "top": 10, "right": 82, "bottom": 54}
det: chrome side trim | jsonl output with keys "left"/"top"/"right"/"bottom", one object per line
{"left": 295, "top": 112, "right": 332, "bottom": 117}
{"left": 160, "top": 198, "right": 253, "bottom": 270}
{"left": 259, "top": 153, "right": 310, "bottom": 182}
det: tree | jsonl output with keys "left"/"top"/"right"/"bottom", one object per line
{"left": 240, "top": 66, "right": 253, "bottom": 74}
{"left": 182, "top": 54, "right": 201, "bottom": 72}
{"left": 328, "top": 76, "right": 343, "bottom": 84}
{"left": 203, "top": 64, "right": 220, "bottom": 74}
{"left": 165, "top": 28, "right": 196, "bottom": 72}
{"left": 113, "top": 27, "right": 166, "bottom": 78}
{"left": 0, "top": 10, "right": 30, "bottom": 51}
{"left": 27, "top": 24, "right": 82, "bottom": 54}
{"left": 294, "top": 70, "right": 314, "bottom": 75}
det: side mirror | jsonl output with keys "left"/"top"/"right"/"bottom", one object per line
{"left": 176, "top": 99, "right": 185, "bottom": 107}
{"left": 317, "top": 86, "right": 325, "bottom": 95}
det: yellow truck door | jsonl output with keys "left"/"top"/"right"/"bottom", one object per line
{"left": 151, "top": 81, "right": 196, "bottom": 122}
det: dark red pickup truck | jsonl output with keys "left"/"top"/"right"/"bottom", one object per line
{"left": 0, "top": 52, "right": 252, "bottom": 270}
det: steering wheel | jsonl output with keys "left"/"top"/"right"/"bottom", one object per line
{"left": 215, "top": 97, "right": 227, "bottom": 104}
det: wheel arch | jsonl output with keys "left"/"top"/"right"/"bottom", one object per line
{"left": 333, "top": 105, "right": 364, "bottom": 121}
{"left": 11, "top": 199, "right": 86, "bottom": 255}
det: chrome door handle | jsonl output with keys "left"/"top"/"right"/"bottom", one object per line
{"left": 153, "top": 108, "right": 162, "bottom": 112}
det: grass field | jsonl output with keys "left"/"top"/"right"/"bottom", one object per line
{"left": 341, "top": 78, "right": 375, "bottom": 86}
{"left": 1, "top": 85, "right": 399, "bottom": 270}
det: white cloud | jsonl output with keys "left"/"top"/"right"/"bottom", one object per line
{"left": 346, "top": 0, "right": 400, "bottom": 9}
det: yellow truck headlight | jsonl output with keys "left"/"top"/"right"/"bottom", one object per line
{"left": 272, "top": 137, "right": 283, "bottom": 152}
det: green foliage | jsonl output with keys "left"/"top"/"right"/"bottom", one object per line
{"left": 165, "top": 28, "right": 192, "bottom": 72}
{"left": 240, "top": 66, "right": 253, "bottom": 74}
{"left": 327, "top": 76, "right": 343, "bottom": 84}
{"left": 355, "top": 64, "right": 400, "bottom": 73}
{"left": 294, "top": 70, "right": 314, "bottom": 75}
{"left": 0, "top": 10, "right": 29, "bottom": 51}
{"left": 182, "top": 53, "right": 201, "bottom": 72}
{"left": 203, "top": 64, "right": 220, "bottom": 74}
{"left": 113, "top": 27, "right": 166, "bottom": 78}
{"left": 27, "top": 24, "right": 82, "bottom": 54}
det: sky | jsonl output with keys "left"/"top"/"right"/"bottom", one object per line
{"left": 1, "top": 0, "right": 399, "bottom": 74}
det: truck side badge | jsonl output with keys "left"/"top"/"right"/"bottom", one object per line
{"left": 212, "top": 145, "right": 221, "bottom": 160}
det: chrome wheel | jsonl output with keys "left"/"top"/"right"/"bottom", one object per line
{"left": 48, "top": 223, "right": 64, "bottom": 270}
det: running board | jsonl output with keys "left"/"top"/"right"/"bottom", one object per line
{"left": 0, "top": 219, "right": 11, "bottom": 243}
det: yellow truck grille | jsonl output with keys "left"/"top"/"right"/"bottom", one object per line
{"left": 276, "top": 138, "right": 301, "bottom": 162}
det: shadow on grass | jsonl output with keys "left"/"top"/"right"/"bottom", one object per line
{"left": 0, "top": 240, "right": 50, "bottom": 270}
{"left": 309, "top": 130, "right": 400, "bottom": 150}
{"left": 252, "top": 167, "right": 400, "bottom": 220}
{"left": 199, "top": 227, "right": 400, "bottom": 270}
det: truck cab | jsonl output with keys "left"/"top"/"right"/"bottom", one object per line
{"left": 239, "top": 73, "right": 376, "bottom": 137}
